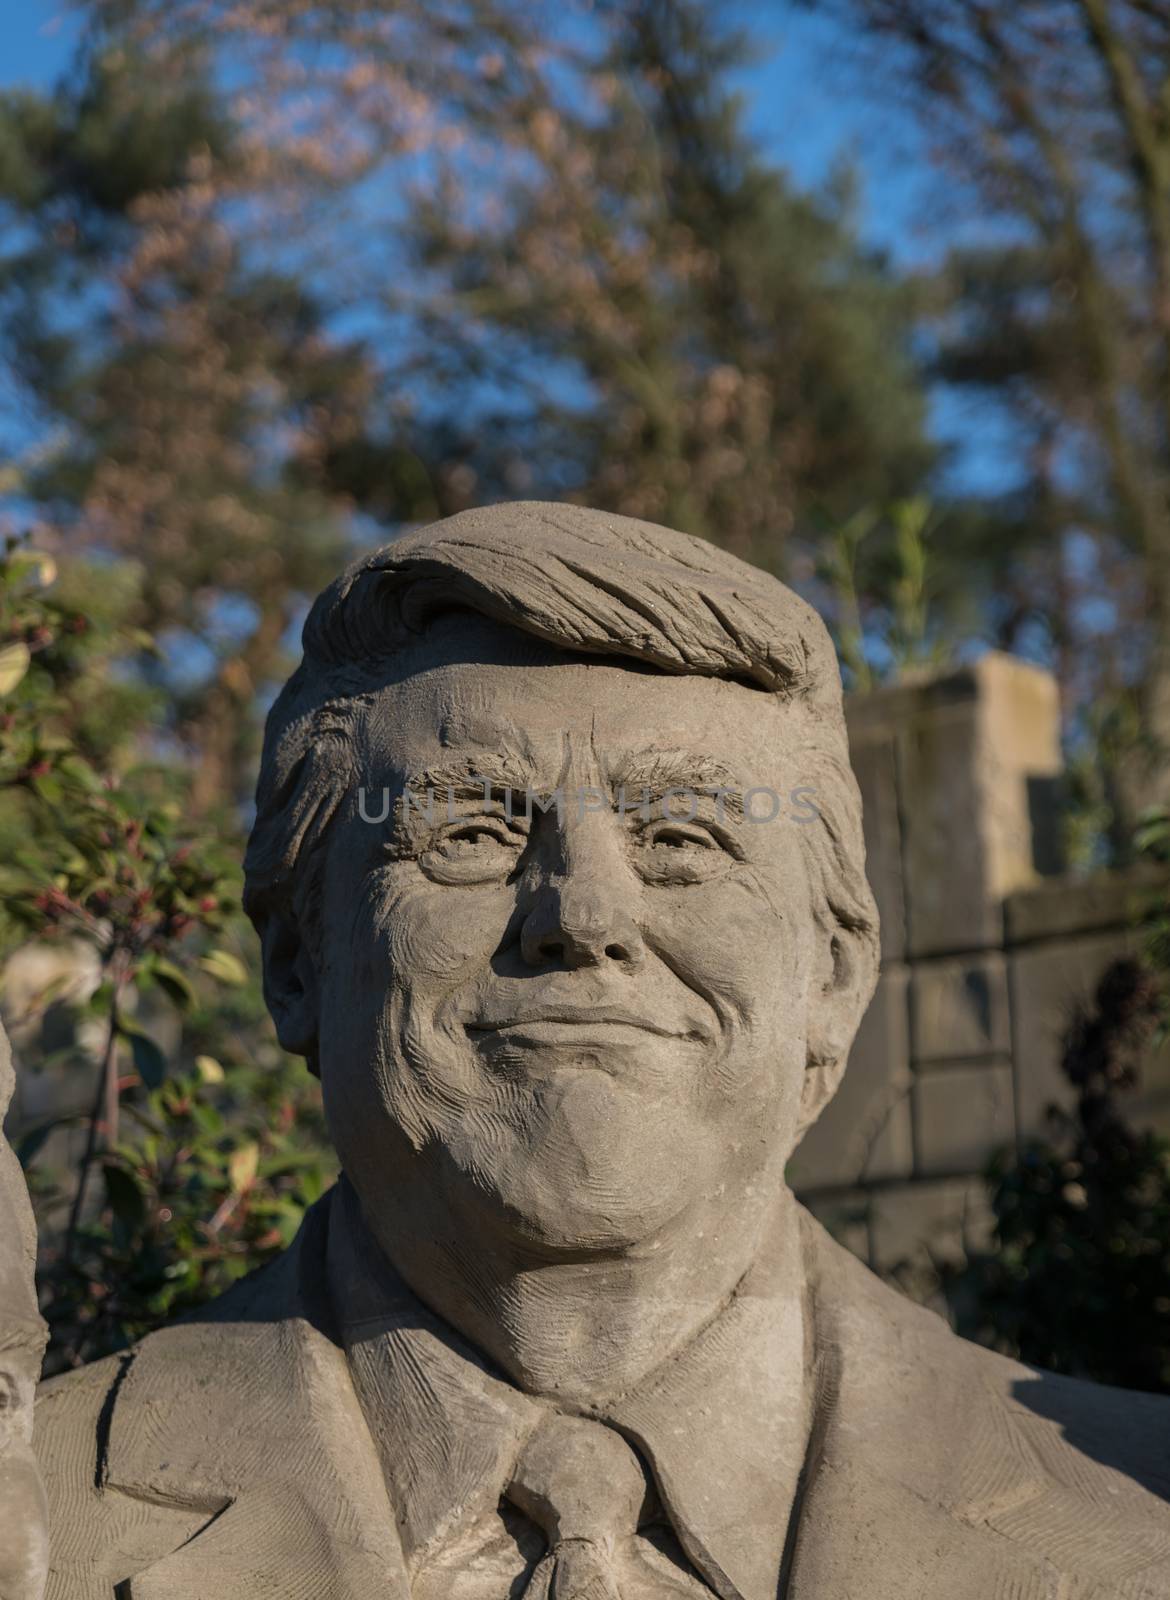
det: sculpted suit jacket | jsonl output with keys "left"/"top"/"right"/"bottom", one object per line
{"left": 35, "top": 1181, "right": 1170, "bottom": 1600}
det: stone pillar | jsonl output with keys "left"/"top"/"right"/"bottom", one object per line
{"left": 793, "top": 652, "right": 1064, "bottom": 1282}
{"left": 845, "top": 652, "right": 1063, "bottom": 961}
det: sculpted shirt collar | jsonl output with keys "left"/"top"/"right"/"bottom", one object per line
{"left": 325, "top": 1176, "right": 814, "bottom": 1600}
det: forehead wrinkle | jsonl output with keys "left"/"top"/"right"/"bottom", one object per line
{"left": 437, "top": 701, "right": 539, "bottom": 753}
{"left": 436, "top": 710, "right": 546, "bottom": 769}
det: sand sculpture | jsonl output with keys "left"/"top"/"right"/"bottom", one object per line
{"left": 11, "top": 503, "right": 1170, "bottom": 1597}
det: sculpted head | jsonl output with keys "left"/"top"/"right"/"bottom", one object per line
{"left": 244, "top": 503, "right": 879, "bottom": 1268}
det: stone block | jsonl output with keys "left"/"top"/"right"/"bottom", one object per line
{"left": 911, "top": 954, "right": 1010, "bottom": 1062}
{"left": 845, "top": 665, "right": 977, "bottom": 742}
{"left": 1, "top": 939, "right": 184, "bottom": 1138}
{"left": 2, "top": 941, "right": 102, "bottom": 1052}
{"left": 972, "top": 652, "right": 1063, "bottom": 895}
{"left": 1010, "top": 929, "right": 1170, "bottom": 1141}
{"left": 913, "top": 1061, "right": 1014, "bottom": 1176}
{"left": 789, "top": 965, "right": 912, "bottom": 1192}
{"left": 893, "top": 654, "right": 1061, "bottom": 959}
{"left": 1005, "top": 865, "right": 1168, "bottom": 947}
{"left": 899, "top": 696, "right": 1001, "bottom": 958}
{"left": 846, "top": 732, "right": 906, "bottom": 962}
{"left": 869, "top": 1176, "right": 994, "bottom": 1274}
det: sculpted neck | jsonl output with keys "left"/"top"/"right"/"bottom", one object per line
{"left": 349, "top": 1166, "right": 791, "bottom": 1408}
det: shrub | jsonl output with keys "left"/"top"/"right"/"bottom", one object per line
{"left": 0, "top": 540, "right": 333, "bottom": 1372}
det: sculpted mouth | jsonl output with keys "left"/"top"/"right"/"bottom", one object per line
{"left": 466, "top": 1006, "right": 701, "bottom": 1040}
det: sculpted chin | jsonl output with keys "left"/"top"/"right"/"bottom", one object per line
{"left": 33, "top": 502, "right": 1170, "bottom": 1600}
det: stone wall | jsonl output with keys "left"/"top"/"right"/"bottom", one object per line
{"left": 791, "top": 652, "right": 1170, "bottom": 1288}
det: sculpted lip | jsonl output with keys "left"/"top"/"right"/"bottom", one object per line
{"left": 466, "top": 1005, "right": 701, "bottom": 1040}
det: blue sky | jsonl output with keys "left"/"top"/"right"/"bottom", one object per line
{"left": 735, "top": 7, "right": 931, "bottom": 265}
{"left": 2, "top": 4, "right": 78, "bottom": 90}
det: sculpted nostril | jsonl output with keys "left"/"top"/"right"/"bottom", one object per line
{"left": 604, "top": 943, "right": 628, "bottom": 962}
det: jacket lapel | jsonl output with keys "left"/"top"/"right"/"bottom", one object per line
{"left": 327, "top": 1175, "right": 541, "bottom": 1576}
{"left": 100, "top": 1199, "right": 411, "bottom": 1599}
{"left": 780, "top": 1216, "right": 1064, "bottom": 1600}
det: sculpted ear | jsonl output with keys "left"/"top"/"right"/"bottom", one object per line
{"left": 255, "top": 903, "right": 321, "bottom": 1073}
{"left": 798, "top": 917, "right": 880, "bottom": 1137}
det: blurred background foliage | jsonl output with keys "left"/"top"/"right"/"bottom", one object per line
{"left": 949, "top": 817, "right": 1170, "bottom": 1392}
{"left": 0, "top": 0, "right": 1166, "bottom": 1378}
{"left": 0, "top": 545, "right": 330, "bottom": 1371}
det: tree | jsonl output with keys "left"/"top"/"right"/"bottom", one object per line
{"left": 800, "top": 0, "right": 1170, "bottom": 825}
{"left": 0, "top": 0, "right": 567, "bottom": 811}
{"left": 0, "top": 1, "right": 944, "bottom": 820}
{"left": 0, "top": 42, "right": 371, "bottom": 812}
{"left": 398, "top": 0, "right": 936, "bottom": 570}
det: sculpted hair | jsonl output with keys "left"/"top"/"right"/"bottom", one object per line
{"left": 243, "top": 502, "right": 879, "bottom": 1039}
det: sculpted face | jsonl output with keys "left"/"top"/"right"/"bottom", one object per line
{"left": 312, "top": 614, "right": 826, "bottom": 1259}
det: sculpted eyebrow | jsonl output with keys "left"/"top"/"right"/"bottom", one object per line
{"left": 606, "top": 750, "right": 743, "bottom": 795}
{"left": 387, "top": 759, "right": 530, "bottom": 854}
{"left": 404, "top": 757, "right": 532, "bottom": 797}
{"left": 403, "top": 752, "right": 748, "bottom": 818}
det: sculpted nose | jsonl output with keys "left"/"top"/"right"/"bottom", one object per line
{"left": 521, "top": 879, "right": 645, "bottom": 970}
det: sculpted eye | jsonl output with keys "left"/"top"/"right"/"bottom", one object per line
{"left": 644, "top": 822, "right": 718, "bottom": 851}
{"left": 631, "top": 818, "right": 740, "bottom": 884}
{"left": 419, "top": 817, "right": 525, "bottom": 884}
{"left": 439, "top": 822, "right": 515, "bottom": 853}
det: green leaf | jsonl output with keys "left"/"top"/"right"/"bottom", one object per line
{"left": 195, "top": 1053, "right": 225, "bottom": 1084}
{"left": 228, "top": 1141, "right": 259, "bottom": 1193}
{"left": 87, "top": 981, "right": 115, "bottom": 1015}
{"left": 0, "top": 640, "right": 30, "bottom": 694}
{"left": 102, "top": 1161, "right": 146, "bottom": 1226}
{"left": 123, "top": 1027, "right": 167, "bottom": 1089}
{"left": 191, "top": 1101, "right": 224, "bottom": 1136}
{"left": 199, "top": 949, "right": 247, "bottom": 986}
{"left": 31, "top": 772, "right": 63, "bottom": 803}
{"left": 274, "top": 1206, "right": 305, "bottom": 1246}
{"left": 147, "top": 957, "right": 197, "bottom": 1011}
{"left": 56, "top": 755, "right": 104, "bottom": 793}
{"left": 129, "top": 628, "right": 163, "bottom": 657}
{"left": 300, "top": 1167, "right": 326, "bottom": 1204}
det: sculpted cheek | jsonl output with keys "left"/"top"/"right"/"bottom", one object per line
{"left": 647, "top": 874, "right": 797, "bottom": 1005}
{"left": 347, "top": 868, "right": 509, "bottom": 982}
{"left": 645, "top": 869, "right": 809, "bottom": 1116}
{"left": 369, "top": 879, "right": 514, "bottom": 1147}
{"left": 385, "top": 887, "right": 492, "bottom": 980}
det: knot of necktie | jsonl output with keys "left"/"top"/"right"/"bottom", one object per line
{"left": 506, "top": 1410, "right": 704, "bottom": 1599}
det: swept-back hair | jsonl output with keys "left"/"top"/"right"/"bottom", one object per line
{"left": 243, "top": 501, "right": 879, "bottom": 1046}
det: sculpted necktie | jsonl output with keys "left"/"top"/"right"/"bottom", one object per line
{"left": 507, "top": 1410, "right": 705, "bottom": 1598}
